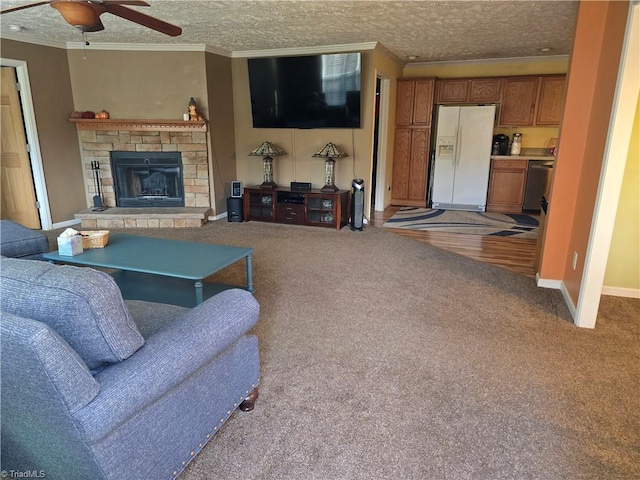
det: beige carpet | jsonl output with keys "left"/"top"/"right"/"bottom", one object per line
{"left": 46, "top": 221, "right": 640, "bottom": 479}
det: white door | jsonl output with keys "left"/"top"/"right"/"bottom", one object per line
{"left": 451, "top": 105, "right": 496, "bottom": 208}
{"left": 431, "top": 106, "right": 460, "bottom": 206}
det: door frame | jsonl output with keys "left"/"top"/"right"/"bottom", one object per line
{"left": 575, "top": 0, "right": 640, "bottom": 327}
{"left": 372, "top": 71, "right": 390, "bottom": 212}
{"left": 1, "top": 59, "right": 52, "bottom": 230}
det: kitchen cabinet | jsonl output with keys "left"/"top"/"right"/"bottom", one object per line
{"left": 396, "top": 79, "right": 434, "bottom": 126}
{"left": 435, "top": 78, "right": 502, "bottom": 104}
{"left": 392, "top": 128, "right": 431, "bottom": 206}
{"left": 391, "top": 78, "right": 435, "bottom": 207}
{"left": 469, "top": 78, "right": 502, "bottom": 103}
{"left": 535, "top": 75, "right": 566, "bottom": 125}
{"left": 435, "top": 79, "right": 469, "bottom": 103}
{"left": 498, "top": 77, "right": 540, "bottom": 127}
{"left": 486, "top": 158, "right": 529, "bottom": 213}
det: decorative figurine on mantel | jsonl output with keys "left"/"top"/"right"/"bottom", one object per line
{"left": 188, "top": 97, "right": 205, "bottom": 121}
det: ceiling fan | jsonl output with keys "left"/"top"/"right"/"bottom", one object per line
{"left": 0, "top": 0, "right": 182, "bottom": 36}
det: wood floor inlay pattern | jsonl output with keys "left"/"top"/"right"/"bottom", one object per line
{"left": 370, "top": 206, "right": 537, "bottom": 278}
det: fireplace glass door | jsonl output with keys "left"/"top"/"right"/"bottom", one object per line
{"left": 112, "top": 152, "right": 185, "bottom": 207}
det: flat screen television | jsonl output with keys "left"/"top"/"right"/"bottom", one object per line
{"left": 248, "top": 52, "right": 361, "bottom": 129}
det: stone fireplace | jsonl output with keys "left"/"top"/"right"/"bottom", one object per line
{"left": 72, "top": 119, "right": 212, "bottom": 228}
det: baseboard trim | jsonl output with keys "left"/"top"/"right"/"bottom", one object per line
{"left": 535, "top": 274, "right": 562, "bottom": 289}
{"left": 536, "top": 274, "right": 577, "bottom": 320}
{"left": 51, "top": 218, "right": 81, "bottom": 230}
{"left": 601, "top": 286, "right": 640, "bottom": 299}
{"left": 209, "top": 212, "right": 228, "bottom": 221}
{"left": 559, "top": 281, "right": 577, "bottom": 319}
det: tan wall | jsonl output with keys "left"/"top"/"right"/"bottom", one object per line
{"left": 603, "top": 96, "right": 640, "bottom": 291}
{"left": 540, "top": 0, "right": 629, "bottom": 304}
{"left": 205, "top": 52, "right": 237, "bottom": 215}
{"left": 402, "top": 58, "right": 568, "bottom": 79}
{"left": 373, "top": 47, "right": 405, "bottom": 209}
{"left": 1, "top": 39, "right": 85, "bottom": 225}
{"left": 232, "top": 51, "right": 376, "bottom": 212}
{"left": 66, "top": 49, "right": 208, "bottom": 119}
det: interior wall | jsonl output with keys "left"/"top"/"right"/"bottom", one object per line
{"left": 66, "top": 49, "right": 208, "bottom": 119}
{"left": 540, "top": 0, "right": 629, "bottom": 305}
{"left": 402, "top": 58, "right": 569, "bottom": 79}
{"left": 0, "top": 39, "right": 85, "bottom": 226}
{"left": 232, "top": 51, "right": 375, "bottom": 206}
{"left": 603, "top": 91, "right": 640, "bottom": 292}
{"left": 372, "top": 47, "right": 405, "bottom": 209}
{"left": 205, "top": 52, "right": 237, "bottom": 216}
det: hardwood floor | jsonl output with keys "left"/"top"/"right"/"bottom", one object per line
{"left": 369, "top": 206, "right": 538, "bottom": 278}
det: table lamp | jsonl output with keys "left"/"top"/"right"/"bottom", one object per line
{"left": 249, "top": 141, "right": 286, "bottom": 189}
{"left": 312, "top": 142, "right": 348, "bottom": 192}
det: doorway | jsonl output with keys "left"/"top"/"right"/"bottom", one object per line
{"left": 0, "top": 60, "right": 51, "bottom": 230}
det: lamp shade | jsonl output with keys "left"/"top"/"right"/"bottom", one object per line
{"left": 249, "top": 141, "right": 286, "bottom": 158}
{"left": 312, "top": 142, "right": 348, "bottom": 159}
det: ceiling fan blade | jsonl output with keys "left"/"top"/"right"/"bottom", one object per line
{"left": 1, "top": 1, "right": 51, "bottom": 14}
{"left": 104, "top": 3, "right": 181, "bottom": 36}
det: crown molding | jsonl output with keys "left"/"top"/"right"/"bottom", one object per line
{"left": 405, "top": 54, "right": 570, "bottom": 68}
{"left": 231, "top": 42, "right": 378, "bottom": 58}
{"left": 64, "top": 42, "right": 231, "bottom": 55}
{"left": 0, "top": 34, "right": 374, "bottom": 58}
{"left": 0, "top": 32, "right": 67, "bottom": 49}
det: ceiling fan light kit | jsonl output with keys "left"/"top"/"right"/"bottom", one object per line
{"left": 1, "top": 0, "right": 182, "bottom": 36}
{"left": 51, "top": 1, "right": 104, "bottom": 32}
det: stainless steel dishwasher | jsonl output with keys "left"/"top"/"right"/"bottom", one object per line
{"left": 523, "top": 160, "right": 554, "bottom": 211}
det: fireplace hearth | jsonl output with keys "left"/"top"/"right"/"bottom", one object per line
{"left": 111, "top": 152, "right": 184, "bottom": 207}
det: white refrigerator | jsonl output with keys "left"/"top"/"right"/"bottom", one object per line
{"left": 431, "top": 105, "right": 496, "bottom": 211}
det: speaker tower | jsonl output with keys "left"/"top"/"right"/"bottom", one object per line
{"left": 350, "top": 179, "right": 364, "bottom": 231}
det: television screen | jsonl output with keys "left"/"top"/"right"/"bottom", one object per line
{"left": 248, "top": 52, "right": 361, "bottom": 129}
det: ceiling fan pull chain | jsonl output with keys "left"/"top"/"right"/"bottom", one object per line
{"left": 82, "top": 31, "right": 89, "bottom": 60}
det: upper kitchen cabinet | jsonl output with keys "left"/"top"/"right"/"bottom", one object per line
{"left": 436, "top": 78, "right": 502, "bottom": 104}
{"left": 435, "top": 79, "right": 469, "bottom": 103}
{"left": 535, "top": 75, "right": 567, "bottom": 125}
{"left": 498, "top": 76, "right": 540, "bottom": 126}
{"left": 469, "top": 78, "right": 503, "bottom": 103}
{"left": 396, "top": 79, "right": 435, "bottom": 126}
{"left": 498, "top": 75, "right": 567, "bottom": 127}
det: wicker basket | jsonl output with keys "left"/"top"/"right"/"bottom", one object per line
{"left": 79, "top": 230, "right": 109, "bottom": 249}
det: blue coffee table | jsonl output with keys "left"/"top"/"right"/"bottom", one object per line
{"left": 44, "top": 233, "right": 254, "bottom": 307}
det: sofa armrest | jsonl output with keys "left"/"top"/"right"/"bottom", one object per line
{"left": 73, "top": 289, "right": 260, "bottom": 443}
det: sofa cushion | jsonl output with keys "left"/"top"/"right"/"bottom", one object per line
{"left": 0, "top": 258, "right": 144, "bottom": 370}
{"left": 0, "top": 220, "right": 49, "bottom": 259}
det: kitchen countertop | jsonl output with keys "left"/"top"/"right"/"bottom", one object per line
{"left": 491, "top": 155, "right": 556, "bottom": 161}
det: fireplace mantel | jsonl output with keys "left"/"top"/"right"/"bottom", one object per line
{"left": 70, "top": 118, "right": 207, "bottom": 132}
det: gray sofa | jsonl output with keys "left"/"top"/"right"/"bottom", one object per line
{"left": 0, "top": 257, "right": 260, "bottom": 480}
{"left": 0, "top": 219, "right": 50, "bottom": 259}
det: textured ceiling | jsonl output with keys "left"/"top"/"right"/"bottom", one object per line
{"left": 0, "top": 0, "right": 579, "bottom": 63}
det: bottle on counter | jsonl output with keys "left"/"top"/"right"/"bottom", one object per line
{"left": 492, "top": 142, "right": 500, "bottom": 155}
{"left": 510, "top": 133, "right": 522, "bottom": 155}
